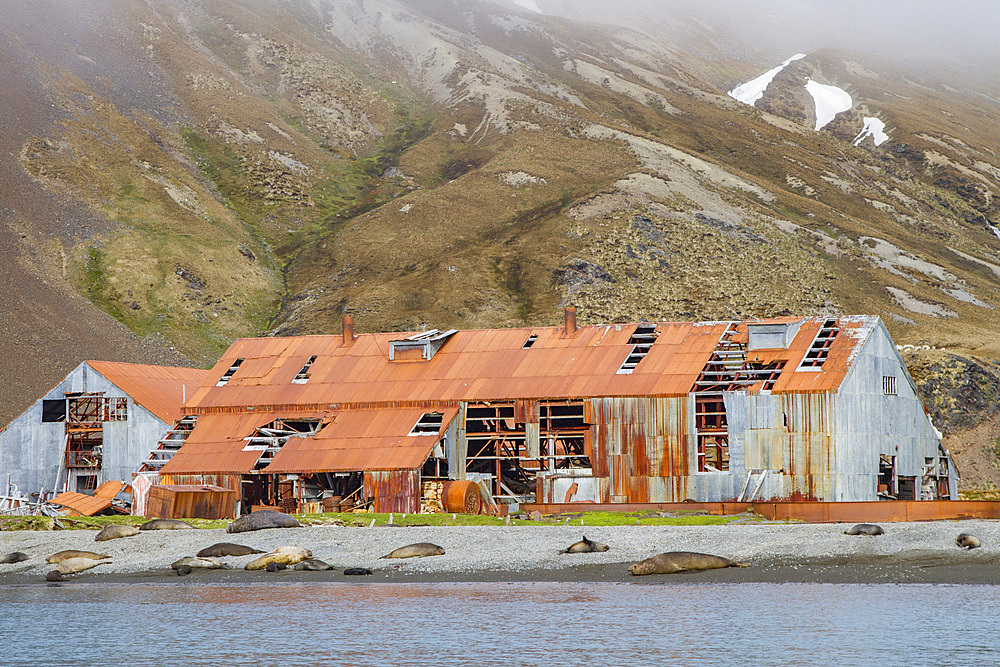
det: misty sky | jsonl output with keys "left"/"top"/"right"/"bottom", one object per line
{"left": 531, "top": 0, "right": 1000, "bottom": 64}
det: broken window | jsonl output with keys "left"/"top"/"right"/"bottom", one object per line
{"left": 75, "top": 475, "right": 98, "bottom": 493}
{"left": 104, "top": 397, "right": 128, "bottom": 421}
{"left": 695, "top": 395, "right": 729, "bottom": 472}
{"left": 883, "top": 376, "right": 897, "bottom": 395}
{"left": 522, "top": 334, "right": 537, "bottom": 349}
{"left": 409, "top": 412, "right": 444, "bottom": 436}
{"left": 42, "top": 399, "right": 66, "bottom": 423}
{"left": 798, "top": 319, "right": 839, "bottom": 369}
{"left": 617, "top": 324, "right": 659, "bottom": 374}
{"left": 216, "top": 359, "right": 244, "bottom": 386}
{"left": 292, "top": 356, "right": 317, "bottom": 384}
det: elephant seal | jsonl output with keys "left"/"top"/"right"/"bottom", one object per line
{"left": 196, "top": 543, "right": 264, "bottom": 558}
{"left": 272, "top": 545, "right": 311, "bottom": 558}
{"left": 140, "top": 519, "right": 194, "bottom": 531}
{"left": 55, "top": 557, "right": 110, "bottom": 575}
{"left": 171, "top": 556, "right": 229, "bottom": 570}
{"left": 265, "top": 562, "right": 287, "bottom": 572}
{"left": 957, "top": 533, "right": 981, "bottom": 549}
{"left": 380, "top": 543, "right": 445, "bottom": 559}
{"left": 95, "top": 525, "right": 139, "bottom": 542}
{"left": 294, "top": 559, "right": 334, "bottom": 571}
{"left": 226, "top": 510, "right": 301, "bottom": 534}
{"left": 0, "top": 552, "right": 29, "bottom": 564}
{"left": 560, "top": 536, "right": 610, "bottom": 554}
{"left": 176, "top": 565, "right": 192, "bottom": 576}
{"left": 45, "top": 570, "right": 64, "bottom": 582}
{"left": 245, "top": 551, "right": 308, "bottom": 570}
{"left": 48, "top": 550, "right": 111, "bottom": 564}
{"left": 844, "top": 523, "right": 884, "bottom": 536}
{"left": 628, "top": 552, "right": 748, "bottom": 576}
{"left": 343, "top": 567, "right": 373, "bottom": 576}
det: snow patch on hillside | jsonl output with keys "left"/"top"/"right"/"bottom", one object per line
{"left": 514, "top": 0, "right": 542, "bottom": 13}
{"left": 853, "top": 117, "right": 889, "bottom": 146}
{"left": 728, "top": 53, "right": 805, "bottom": 106}
{"left": 804, "top": 79, "right": 852, "bottom": 130}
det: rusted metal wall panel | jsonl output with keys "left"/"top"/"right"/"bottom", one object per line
{"left": 363, "top": 470, "right": 420, "bottom": 513}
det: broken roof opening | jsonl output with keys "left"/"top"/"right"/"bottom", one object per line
{"left": 292, "top": 356, "right": 317, "bottom": 384}
{"left": 243, "top": 418, "right": 324, "bottom": 470}
{"left": 522, "top": 334, "right": 538, "bottom": 349}
{"left": 408, "top": 412, "right": 444, "bottom": 436}
{"left": 216, "top": 359, "right": 244, "bottom": 386}
{"left": 797, "top": 318, "right": 840, "bottom": 370}
{"left": 617, "top": 323, "right": 659, "bottom": 374}
{"left": 389, "top": 329, "right": 458, "bottom": 362}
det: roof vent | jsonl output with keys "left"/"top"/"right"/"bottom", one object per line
{"left": 563, "top": 307, "right": 577, "bottom": 337}
{"left": 617, "top": 324, "right": 659, "bottom": 374}
{"left": 747, "top": 321, "right": 802, "bottom": 350}
{"left": 389, "top": 329, "right": 458, "bottom": 362}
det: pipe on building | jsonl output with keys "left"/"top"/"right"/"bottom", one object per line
{"left": 342, "top": 315, "right": 355, "bottom": 346}
{"left": 564, "top": 307, "right": 577, "bottom": 337}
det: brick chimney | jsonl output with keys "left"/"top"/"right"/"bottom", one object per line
{"left": 563, "top": 306, "right": 577, "bottom": 337}
{"left": 342, "top": 314, "right": 355, "bottom": 345}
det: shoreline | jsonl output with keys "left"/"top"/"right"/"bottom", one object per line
{"left": 3, "top": 521, "right": 1000, "bottom": 586}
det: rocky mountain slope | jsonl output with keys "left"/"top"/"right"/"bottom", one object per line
{"left": 3, "top": 0, "right": 1000, "bottom": 486}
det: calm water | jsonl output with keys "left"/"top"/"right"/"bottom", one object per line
{"left": 1, "top": 582, "right": 997, "bottom": 666}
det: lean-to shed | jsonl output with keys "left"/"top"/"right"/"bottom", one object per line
{"left": 153, "top": 312, "right": 955, "bottom": 512}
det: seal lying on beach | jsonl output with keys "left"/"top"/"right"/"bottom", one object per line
{"left": 957, "top": 533, "right": 981, "bottom": 549}
{"left": 628, "top": 552, "right": 748, "bottom": 576}
{"left": 380, "top": 543, "right": 445, "bottom": 559}
{"left": 95, "top": 524, "right": 140, "bottom": 541}
{"left": 245, "top": 550, "right": 309, "bottom": 570}
{"left": 265, "top": 562, "right": 287, "bottom": 572}
{"left": 196, "top": 543, "right": 265, "bottom": 558}
{"left": 45, "top": 570, "right": 64, "bottom": 582}
{"left": 55, "top": 557, "right": 110, "bottom": 575}
{"left": 0, "top": 552, "right": 29, "bottom": 564}
{"left": 844, "top": 523, "right": 884, "bottom": 536}
{"left": 559, "top": 536, "right": 610, "bottom": 554}
{"left": 343, "top": 567, "right": 373, "bottom": 576}
{"left": 171, "top": 556, "right": 229, "bottom": 570}
{"left": 294, "top": 559, "right": 334, "bottom": 571}
{"left": 47, "top": 550, "right": 110, "bottom": 564}
{"left": 226, "top": 510, "right": 301, "bottom": 534}
{"left": 272, "top": 545, "right": 311, "bottom": 558}
{"left": 140, "top": 519, "right": 194, "bottom": 531}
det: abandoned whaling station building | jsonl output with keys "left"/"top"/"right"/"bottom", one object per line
{"left": 0, "top": 361, "right": 208, "bottom": 498}
{"left": 145, "top": 311, "right": 956, "bottom": 513}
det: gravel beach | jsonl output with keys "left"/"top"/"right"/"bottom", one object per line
{"left": 2, "top": 520, "right": 999, "bottom": 585}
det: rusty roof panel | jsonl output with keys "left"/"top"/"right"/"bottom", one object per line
{"left": 49, "top": 492, "right": 113, "bottom": 516}
{"left": 87, "top": 361, "right": 209, "bottom": 424}
{"left": 265, "top": 406, "right": 458, "bottom": 473}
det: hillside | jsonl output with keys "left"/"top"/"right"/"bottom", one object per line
{"left": 2, "top": 0, "right": 1000, "bottom": 486}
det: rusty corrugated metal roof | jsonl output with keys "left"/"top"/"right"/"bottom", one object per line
{"left": 185, "top": 317, "right": 876, "bottom": 411}
{"left": 86, "top": 361, "right": 209, "bottom": 423}
{"left": 48, "top": 491, "right": 112, "bottom": 516}
{"left": 264, "top": 406, "right": 459, "bottom": 473}
{"left": 160, "top": 411, "right": 328, "bottom": 475}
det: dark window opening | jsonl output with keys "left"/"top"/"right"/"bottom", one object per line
{"left": 292, "top": 356, "right": 317, "bottom": 384}
{"left": 244, "top": 418, "right": 323, "bottom": 470}
{"left": 883, "top": 376, "right": 897, "bottom": 395}
{"left": 42, "top": 399, "right": 66, "bottom": 423}
{"left": 409, "top": 412, "right": 444, "bottom": 436}
{"left": 217, "top": 358, "right": 244, "bottom": 386}
{"left": 75, "top": 475, "right": 98, "bottom": 493}
{"left": 522, "top": 334, "right": 537, "bottom": 349}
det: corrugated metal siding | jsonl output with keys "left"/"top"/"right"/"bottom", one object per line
{"left": 364, "top": 470, "right": 420, "bottom": 513}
